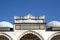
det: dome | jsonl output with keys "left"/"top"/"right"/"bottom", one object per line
{"left": 47, "top": 21, "right": 60, "bottom": 28}
{"left": 0, "top": 21, "right": 13, "bottom": 28}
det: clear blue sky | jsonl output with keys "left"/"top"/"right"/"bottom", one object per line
{"left": 0, "top": 0, "right": 60, "bottom": 23}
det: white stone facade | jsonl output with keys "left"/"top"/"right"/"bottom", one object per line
{"left": 0, "top": 14, "right": 60, "bottom": 40}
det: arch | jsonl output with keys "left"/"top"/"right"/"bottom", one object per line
{"left": 0, "top": 35, "right": 9, "bottom": 40}
{"left": 18, "top": 30, "right": 44, "bottom": 40}
{"left": 0, "top": 33, "right": 13, "bottom": 40}
{"left": 48, "top": 32, "right": 60, "bottom": 40}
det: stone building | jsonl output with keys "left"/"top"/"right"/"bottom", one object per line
{"left": 0, "top": 14, "right": 60, "bottom": 40}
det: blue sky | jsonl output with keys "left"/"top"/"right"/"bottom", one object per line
{"left": 0, "top": 0, "right": 60, "bottom": 23}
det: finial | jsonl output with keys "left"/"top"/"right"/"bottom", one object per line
{"left": 27, "top": 13, "right": 32, "bottom": 19}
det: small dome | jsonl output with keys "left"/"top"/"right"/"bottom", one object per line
{"left": 0, "top": 21, "right": 13, "bottom": 28}
{"left": 47, "top": 21, "right": 60, "bottom": 28}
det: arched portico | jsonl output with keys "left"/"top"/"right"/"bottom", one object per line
{"left": 18, "top": 31, "right": 44, "bottom": 40}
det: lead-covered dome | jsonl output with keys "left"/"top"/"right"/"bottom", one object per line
{"left": 47, "top": 21, "right": 60, "bottom": 28}
{"left": 0, "top": 21, "right": 13, "bottom": 28}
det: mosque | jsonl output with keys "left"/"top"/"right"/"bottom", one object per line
{"left": 0, "top": 14, "right": 60, "bottom": 40}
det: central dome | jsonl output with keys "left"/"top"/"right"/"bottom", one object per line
{"left": 47, "top": 21, "right": 60, "bottom": 28}
{"left": 0, "top": 21, "right": 13, "bottom": 28}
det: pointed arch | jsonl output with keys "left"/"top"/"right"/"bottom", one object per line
{"left": 18, "top": 30, "right": 44, "bottom": 40}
